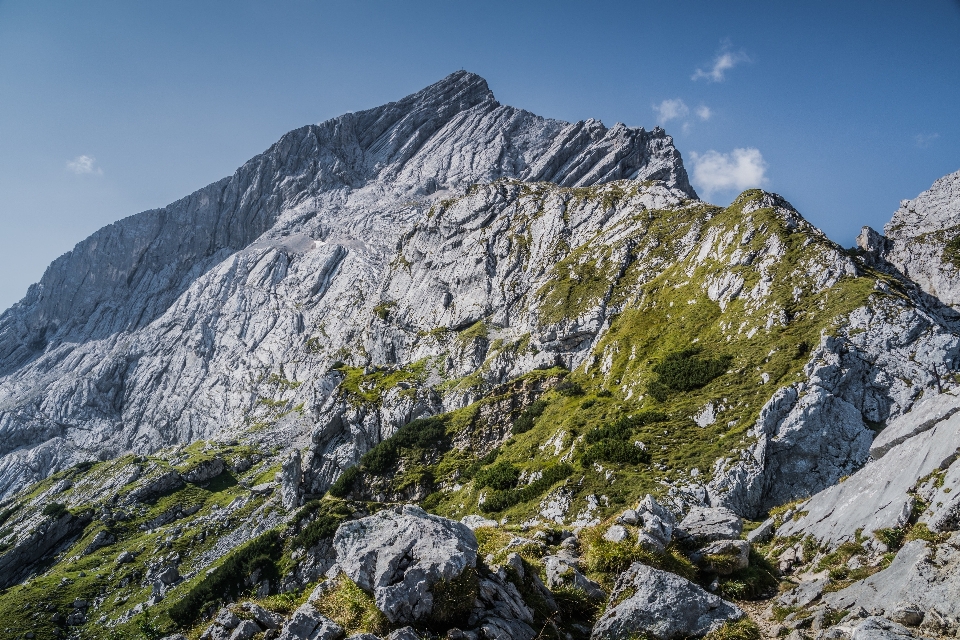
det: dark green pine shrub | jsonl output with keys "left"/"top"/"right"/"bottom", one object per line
{"left": 328, "top": 465, "right": 360, "bottom": 498}
{"left": 41, "top": 503, "right": 69, "bottom": 519}
{"left": 647, "top": 348, "right": 732, "bottom": 401}
{"left": 581, "top": 440, "right": 651, "bottom": 466}
{"left": 473, "top": 461, "right": 520, "bottom": 491}
{"left": 361, "top": 417, "right": 447, "bottom": 474}
{"left": 480, "top": 463, "right": 573, "bottom": 513}
{"left": 511, "top": 399, "right": 548, "bottom": 435}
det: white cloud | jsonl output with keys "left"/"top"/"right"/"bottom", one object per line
{"left": 693, "top": 43, "right": 750, "bottom": 82}
{"left": 66, "top": 155, "right": 102, "bottom": 175}
{"left": 653, "top": 98, "right": 689, "bottom": 124}
{"left": 696, "top": 105, "right": 712, "bottom": 121}
{"left": 914, "top": 133, "right": 939, "bottom": 148}
{"left": 690, "top": 148, "right": 767, "bottom": 197}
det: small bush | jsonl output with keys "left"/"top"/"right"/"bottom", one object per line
{"left": 512, "top": 400, "right": 548, "bottom": 435}
{"left": 291, "top": 503, "right": 352, "bottom": 550}
{"left": 0, "top": 506, "right": 18, "bottom": 527}
{"left": 361, "top": 417, "right": 447, "bottom": 474}
{"left": 581, "top": 530, "right": 697, "bottom": 588}
{"left": 580, "top": 440, "right": 651, "bottom": 466}
{"left": 474, "top": 461, "right": 520, "bottom": 491}
{"left": 328, "top": 466, "right": 360, "bottom": 498}
{"left": 648, "top": 348, "right": 732, "bottom": 401}
{"left": 41, "top": 503, "right": 69, "bottom": 519}
{"left": 555, "top": 380, "right": 585, "bottom": 397}
{"left": 169, "top": 530, "right": 281, "bottom": 625}
{"left": 481, "top": 463, "right": 573, "bottom": 513}
{"left": 584, "top": 411, "right": 669, "bottom": 444}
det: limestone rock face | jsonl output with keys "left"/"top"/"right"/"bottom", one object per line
{"left": 0, "top": 71, "right": 695, "bottom": 499}
{"left": 779, "top": 392, "right": 960, "bottom": 546}
{"left": 330, "top": 504, "right": 478, "bottom": 623}
{"left": 823, "top": 536, "right": 960, "bottom": 634}
{"left": 591, "top": 563, "right": 743, "bottom": 640}
{"left": 880, "top": 169, "right": 960, "bottom": 308}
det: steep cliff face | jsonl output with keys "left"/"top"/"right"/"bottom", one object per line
{"left": 0, "top": 72, "right": 695, "bottom": 499}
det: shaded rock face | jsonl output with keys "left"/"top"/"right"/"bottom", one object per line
{"left": 0, "top": 510, "right": 92, "bottom": 589}
{"left": 591, "top": 563, "right": 743, "bottom": 640}
{"left": 331, "top": 504, "right": 478, "bottom": 623}
{"left": 0, "top": 72, "right": 696, "bottom": 499}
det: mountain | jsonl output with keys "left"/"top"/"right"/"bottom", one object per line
{"left": 0, "top": 72, "right": 957, "bottom": 640}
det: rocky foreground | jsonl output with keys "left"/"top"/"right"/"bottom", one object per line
{"left": 0, "top": 72, "right": 958, "bottom": 640}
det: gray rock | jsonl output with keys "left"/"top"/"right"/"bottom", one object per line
{"left": 460, "top": 515, "right": 498, "bottom": 530}
{"left": 603, "top": 525, "right": 629, "bottom": 543}
{"left": 215, "top": 609, "right": 241, "bottom": 630}
{"left": 777, "top": 576, "right": 829, "bottom": 607}
{"left": 277, "top": 603, "right": 344, "bottom": 640}
{"left": 332, "top": 504, "right": 477, "bottom": 623}
{"left": 849, "top": 616, "right": 928, "bottom": 640}
{"left": 781, "top": 404, "right": 960, "bottom": 546}
{"left": 746, "top": 518, "right": 775, "bottom": 544}
{"left": 385, "top": 628, "right": 421, "bottom": 640}
{"left": 636, "top": 495, "right": 675, "bottom": 547}
{"left": 542, "top": 554, "right": 605, "bottom": 602}
{"left": 870, "top": 391, "right": 960, "bottom": 459}
{"left": 824, "top": 537, "right": 960, "bottom": 633}
{"left": 156, "top": 565, "right": 180, "bottom": 585}
{"left": 591, "top": 563, "right": 743, "bottom": 640}
{"left": 879, "top": 169, "right": 960, "bottom": 309}
{"left": 125, "top": 470, "right": 184, "bottom": 505}
{"left": 694, "top": 539, "right": 750, "bottom": 575}
{"left": 182, "top": 457, "right": 226, "bottom": 484}
{"left": 116, "top": 550, "right": 135, "bottom": 564}
{"left": 0, "top": 508, "right": 92, "bottom": 589}
{"left": 82, "top": 529, "right": 116, "bottom": 556}
{"left": 617, "top": 509, "right": 639, "bottom": 525}
{"left": 676, "top": 507, "right": 742, "bottom": 544}
{"left": 280, "top": 451, "right": 302, "bottom": 510}
{"left": 229, "top": 620, "right": 262, "bottom": 640}
{"left": 242, "top": 601, "right": 283, "bottom": 629}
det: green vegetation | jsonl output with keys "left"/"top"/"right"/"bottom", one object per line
{"left": 41, "top": 502, "right": 69, "bottom": 519}
{"left": 169, "top": 530, "right": 281, "bottom": 626}
{"left": 480, "top": 463, "right": 574, "bottom": 513}
{"left": 511, "top": 399, "right": 547, "bottom": 435}
{"left": 474, "top": 460, "right": 520, "bottom": 491}
{"left": 313, "top": 575, "right": 390, "bottom": 635}
{"left": 647, "top": 348, "right": 732, "bottom": 402}
{"left": 704, "top": 618, "right": 763, "bottom": 640}
{"left": 361, "top": 416, "right": 447, "bottom": 474}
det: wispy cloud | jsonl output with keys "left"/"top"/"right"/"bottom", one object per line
{"left": 914, "top": 133, "right": 939, "bottom": 148}
{"left": 653, "top": 98, "right": 689, "bottom": 124}
{"left": 66, "top": 155, "right": 103, "bottom": 175}
{"left": 693, "top": 41, "right": 750, "bottom": 82}
{"left": 690, "top": 148, "right": 767, "bottom": 197}
{"left": 696, "top": 105, "right": 712, "bottom": 121}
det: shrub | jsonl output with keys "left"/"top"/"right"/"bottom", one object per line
{"left": 555, "top": 380, "right": 584, "bottom": 397}
{"left": 0, "top": 506, "right": 18, "bottom": 527}
{"left": 648, "top": 348, "right": 732, "bottom": 401}
{"left": 584, "top": 411, "right": 669, "bottom": 444}
{"left": 480, "top": 463, "right": 573, "bottom": 513}
{"left": 328, "top": 466, "right": 360, "bottom": 498}
{"left": 703, "top": 618, "right": 762, "bottom": 640}
{"left": 41, "top": 503, "right": 68, "bottom": 519}
{"left": 427, "top": 568, "right": 480, "bottom": 629}
{"left": 474, "top": 461, "right": 520, "bottom": 491}
{"left": 361, "top": 417, "right": 447, "bottom": 474}
{"left": 169, "top": 530, "right": 281, "bottom": 626}
{"left": 512, "top": 400, "right": 548, "bottom": 435}
{"left": 580, "top": 440, "right": 651, "bottom": 466}
{"left": 715, "top": 550, "right": 779, "bottom": 600}
{"left": 291, "top": 502, "right": 352, "bottom": 550}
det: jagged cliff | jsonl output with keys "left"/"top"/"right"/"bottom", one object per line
{"left": 0, "top": 72, "right": 958, "bottom": 640}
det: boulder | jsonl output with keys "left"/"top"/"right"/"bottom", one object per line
{"left": 676, "top": 507, "right": 742, "bottom": 544}
{"left": 229, "top": 620, "right": 261, "bottom": 640}
{"left": 543, "top": 555, "right": 605, "bottom": 602}
{"left": 746, "top": 518, "right": 775, "bottom": 544}
{"left": 636, "top": 495, "right": 675, "bottom": 547}
{"left": 693, "top": 540, "right": 750, "bottom": 575}
{"left": 591, "top": 563, "right": 743, "bottom": 640}
{"left": 82, "top": 529, "right": 116, "bottom": 556}
{"left": 182, "top": 456, "right": 226, "bottom": 483}
{"left": 331, "top": 504, "right": 478, "bottom": 624}
{"left": 277, "top": 603, "right": 344, "bottom": 640}
{"left": 385, "top": 629, "right": 422, "bottom": 640}
{"left": 849, "top": 616, "right": 929, "bottom": 640}
{"left": 603, "top": 525, "right": 629, "bottom": 543}
{"left": 242, "top": 601, "right": 283, "bottom": 629}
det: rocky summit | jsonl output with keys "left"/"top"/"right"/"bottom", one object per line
{"left": 0, "top": 72, "right": 958, "bottom": 640}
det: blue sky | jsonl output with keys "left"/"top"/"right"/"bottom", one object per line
{"left": 1, "top": 0, "right": 958, "bottom": 311}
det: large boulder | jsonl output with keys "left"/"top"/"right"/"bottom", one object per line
{"left": 676, "top": 507, "right": 742, "bottom": 544}
{"left": 591, "top": 563, "right": 743, "bottom": 640}
{"left": 636, "top": 495, "right": 676, "bottom": 548}
{"left": 331, "top": 504, "right": 478, "bottom": 624}
{"left": 277, "top": 603, "right": 344, "bottom": 640}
